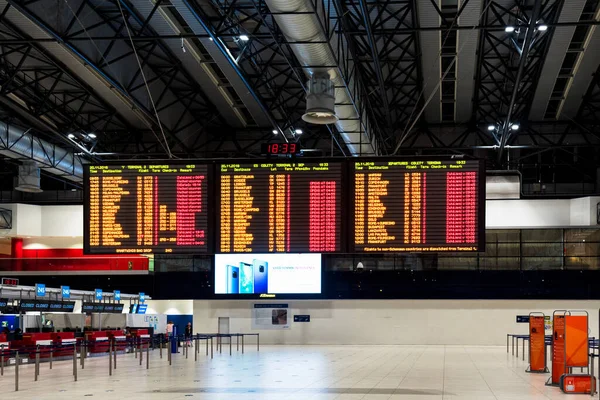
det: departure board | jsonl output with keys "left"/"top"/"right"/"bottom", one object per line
{"left": 84, "top": 164, "right": 209, "bottom": 254}
{"left": 353, "top": 159, "right": 484, "bottom": 252}
{"left": 218, "top": 162, "right": 342, "bottom": 253}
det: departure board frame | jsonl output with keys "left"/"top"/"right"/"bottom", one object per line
{"left": 350, "top": 157, "right": 486, "bottom": 253}
{"left": 83, "top": 162, "right": 214, "bottom": 255}
{"left": 217, "top": 160, "right": 347, "bottom": 254}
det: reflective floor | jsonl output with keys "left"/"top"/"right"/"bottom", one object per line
{"left": 0, "top": 345, "right": 592, "bottom": 399}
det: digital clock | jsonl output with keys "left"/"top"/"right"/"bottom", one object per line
{"left": 1, "top": 278, "right": 18, "bottom": 286}
{"left": 261, "top": 143, "right": 300, "bottom": 155}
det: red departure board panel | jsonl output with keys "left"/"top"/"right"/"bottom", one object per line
{"left": 218, "top": 162, "right": 342, "bottom": 253}
{"left": 353, "top": 159, "right": 484, "bottom": 252}
{"left": 84, "top": 164, "right": 209, "bottom": 254}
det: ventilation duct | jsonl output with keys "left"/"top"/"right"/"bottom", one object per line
{"left": 0, "top": 123, "right": 83, "bottom": 182}
{"left": 263, "top": 0, "right": 376, "bottom": 155}
{"left": 303, "top": 75, "right": 338, "bottom": 125}
{"left": 14, "top": 161, "right": 42, "bottom": 193}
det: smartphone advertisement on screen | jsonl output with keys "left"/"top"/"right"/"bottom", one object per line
{"left": 214, "top": 254, "right": 321, "bottom": 296}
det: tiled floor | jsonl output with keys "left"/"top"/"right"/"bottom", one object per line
{"left": 0, "top": 345, "right": 593, "bottom": 399}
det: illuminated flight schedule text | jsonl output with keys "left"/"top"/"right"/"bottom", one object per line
{"left": 353, "top": 160, "right": 484, "bottom": 252}
{"left": 219, "top": 162, "right": 341, "bottom": 253}
{"left": 85, "top": 164, "right": 209, "bottom": 254}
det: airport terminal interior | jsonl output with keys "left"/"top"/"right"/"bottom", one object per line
{"left": 0, "top": 0, "right": 599, "bottom": 398}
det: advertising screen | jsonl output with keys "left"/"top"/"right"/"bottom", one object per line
{"left": 84, "top": 163, "right": 209, "bottom": 254}
{"left": 214, "top": 253, "right": 321, "bottom": 294}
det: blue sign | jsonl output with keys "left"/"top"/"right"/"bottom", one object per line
{"left": 36, "top": 283, "right": 46, "bottom": 297}
{"left": 516, "top": 315, "right": 530, "bottom": 323}
{"left": 61, "top": 286, "right": 70, "bottom": 299}
{"left": 139, "top": 292, "right": 145, "bottom": 303}
{"left": 137, "top": 304, "right": 148, "bottom": 314}
{"left": 114, "top": 290, "right": 121, "bottom": 301}
{"left": 95, "top": 288, "right": 103, "bottom": 301}
{"left": 294, "top": 315, "right": 310, "bottom": 322}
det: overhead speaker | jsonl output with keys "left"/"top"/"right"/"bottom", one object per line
{"left": 302, "top": 76, "right": 338, "bottom": 125}
{"left": 15, "top": 161, "right": 43, "bottom": 193}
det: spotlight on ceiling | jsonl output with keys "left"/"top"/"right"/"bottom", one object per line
{"left": 88, "top": 133, "right": 97, "bottom": 139}
{"left": 272, "top": 129, "right": 278, "bottom": 135}
{"left": 67, "top": 133, "right": 75, "bottom": 139}
{"left": 487, "top": 125, "right": 495, "bottom": 131}
{"left": 505, "top": 26, "right": 515, "bottom": 33}
{"left": 511, "top": 124, "right": 520, "bottom": 130}
{"left": 538, "top": 25, "right": 548, "bottom": 31}
{"left": 295, "top": 129, "right": 303, "bottom": 135}
{"left": 239, "top": 35, "right": 249, "bottom": 41}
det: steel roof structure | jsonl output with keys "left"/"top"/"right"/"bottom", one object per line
{"left": 0, "top": 0, "right": 598, "bottom": 192}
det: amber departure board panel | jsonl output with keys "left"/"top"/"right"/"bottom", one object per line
{"left": 84, "top": 164, "right": 209, "bottom": 254}
{"left": 218, "top": 162, "right": 342, "bottom": 253}
{"left": 353, "top": 159, "right": 484, "bottom": 252}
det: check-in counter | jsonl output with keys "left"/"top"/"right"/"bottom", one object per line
{"left": 84, "top": 331, "right": 111, "bottom": 354}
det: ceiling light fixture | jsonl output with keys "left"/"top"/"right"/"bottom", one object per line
{"left": 239, "top": 35, "right": 249, "bottom": 41}
{"left": 295, "top": 129, "right": 303, "bottom": 135}
{"left": 505, "top": 26, "right": 515, "bottom": 33}
{"left": 538, "top": 25, "right": 548, "bottom": 31}
{"left": 487, "top": 125, "right": 495, "bottom": 131}
{"left": 88, "top": 133, "right": 97, "bottom": 139}
{"left": 67, "top": 133, "right": 75, "bottom": 139}
{"left": 511, "top": 124, "right": 520, "bottom": 130}
{"left": 272, "top": 129, "right": 278, "bottom": 135}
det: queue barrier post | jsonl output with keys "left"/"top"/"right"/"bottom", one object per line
{"left": 139, "top": 339, "right": 143, "bottom": 366}
{"left": 206, "top": 336, "right": 208, "bottom": 356}
{"left": 194, "top": 337, "right": 198, "bottom": 362}
{"left": 1, "top": 344, "right": 4, "bottom": 376}
{"left": 159, "top": 337, "right": 162, "bottom": 359}
{"left": 210, "top": 336, "right": 213, "bottom": 359}
{"left": 81, "top": 342, "right": 85, "bottom": 370}
{"left": 73, "top": 346, "right": 77, "bottom": 382}
{"left": 242, "top": 334, "right": 244, "bottom": 354}
{"left": 146, "top": 342, "right": 149, "bottom": 370}
{"left": 168, "top": 338, "right": 172, "bottom": 366}
{"left": 109, "top": 341, "right": 113, "bottom": 376}
{"left": 49, "top": 346, "right": 53, "bottom": 370}
{"left": 15, "top": 351, "right": 19, "bottom": 392}
{"left": 34, "top": 345, "right": 40, "bottom": 381}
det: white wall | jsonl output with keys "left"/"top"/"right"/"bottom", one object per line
{"left": 193, "top": 299, "right": 600, "bottom": 345}
{"left": 41, "top": 206, "right": 83, "bottom": 237}
{"left": 486, "top": 197, "right": 600, "bottom": 228}
{"left": 145, "top": 300, "right": 192, "bottom": 315}
{"left": 0, "top": 204, "right": 82, "bottom": 238}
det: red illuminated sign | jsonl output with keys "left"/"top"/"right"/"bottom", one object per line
{"left": 1, "top": 278, "right": 18, "bottom": 286}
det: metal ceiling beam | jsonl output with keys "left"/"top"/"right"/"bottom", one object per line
{"left": 357, "top": 0, "right": 391, "bottom": 127}
{"left": 496, "top": 0, "right": 544, "bottom": 163}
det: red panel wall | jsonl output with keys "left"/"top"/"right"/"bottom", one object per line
{"left": 0, "top": 247, "right": 150, "bottom": 272}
